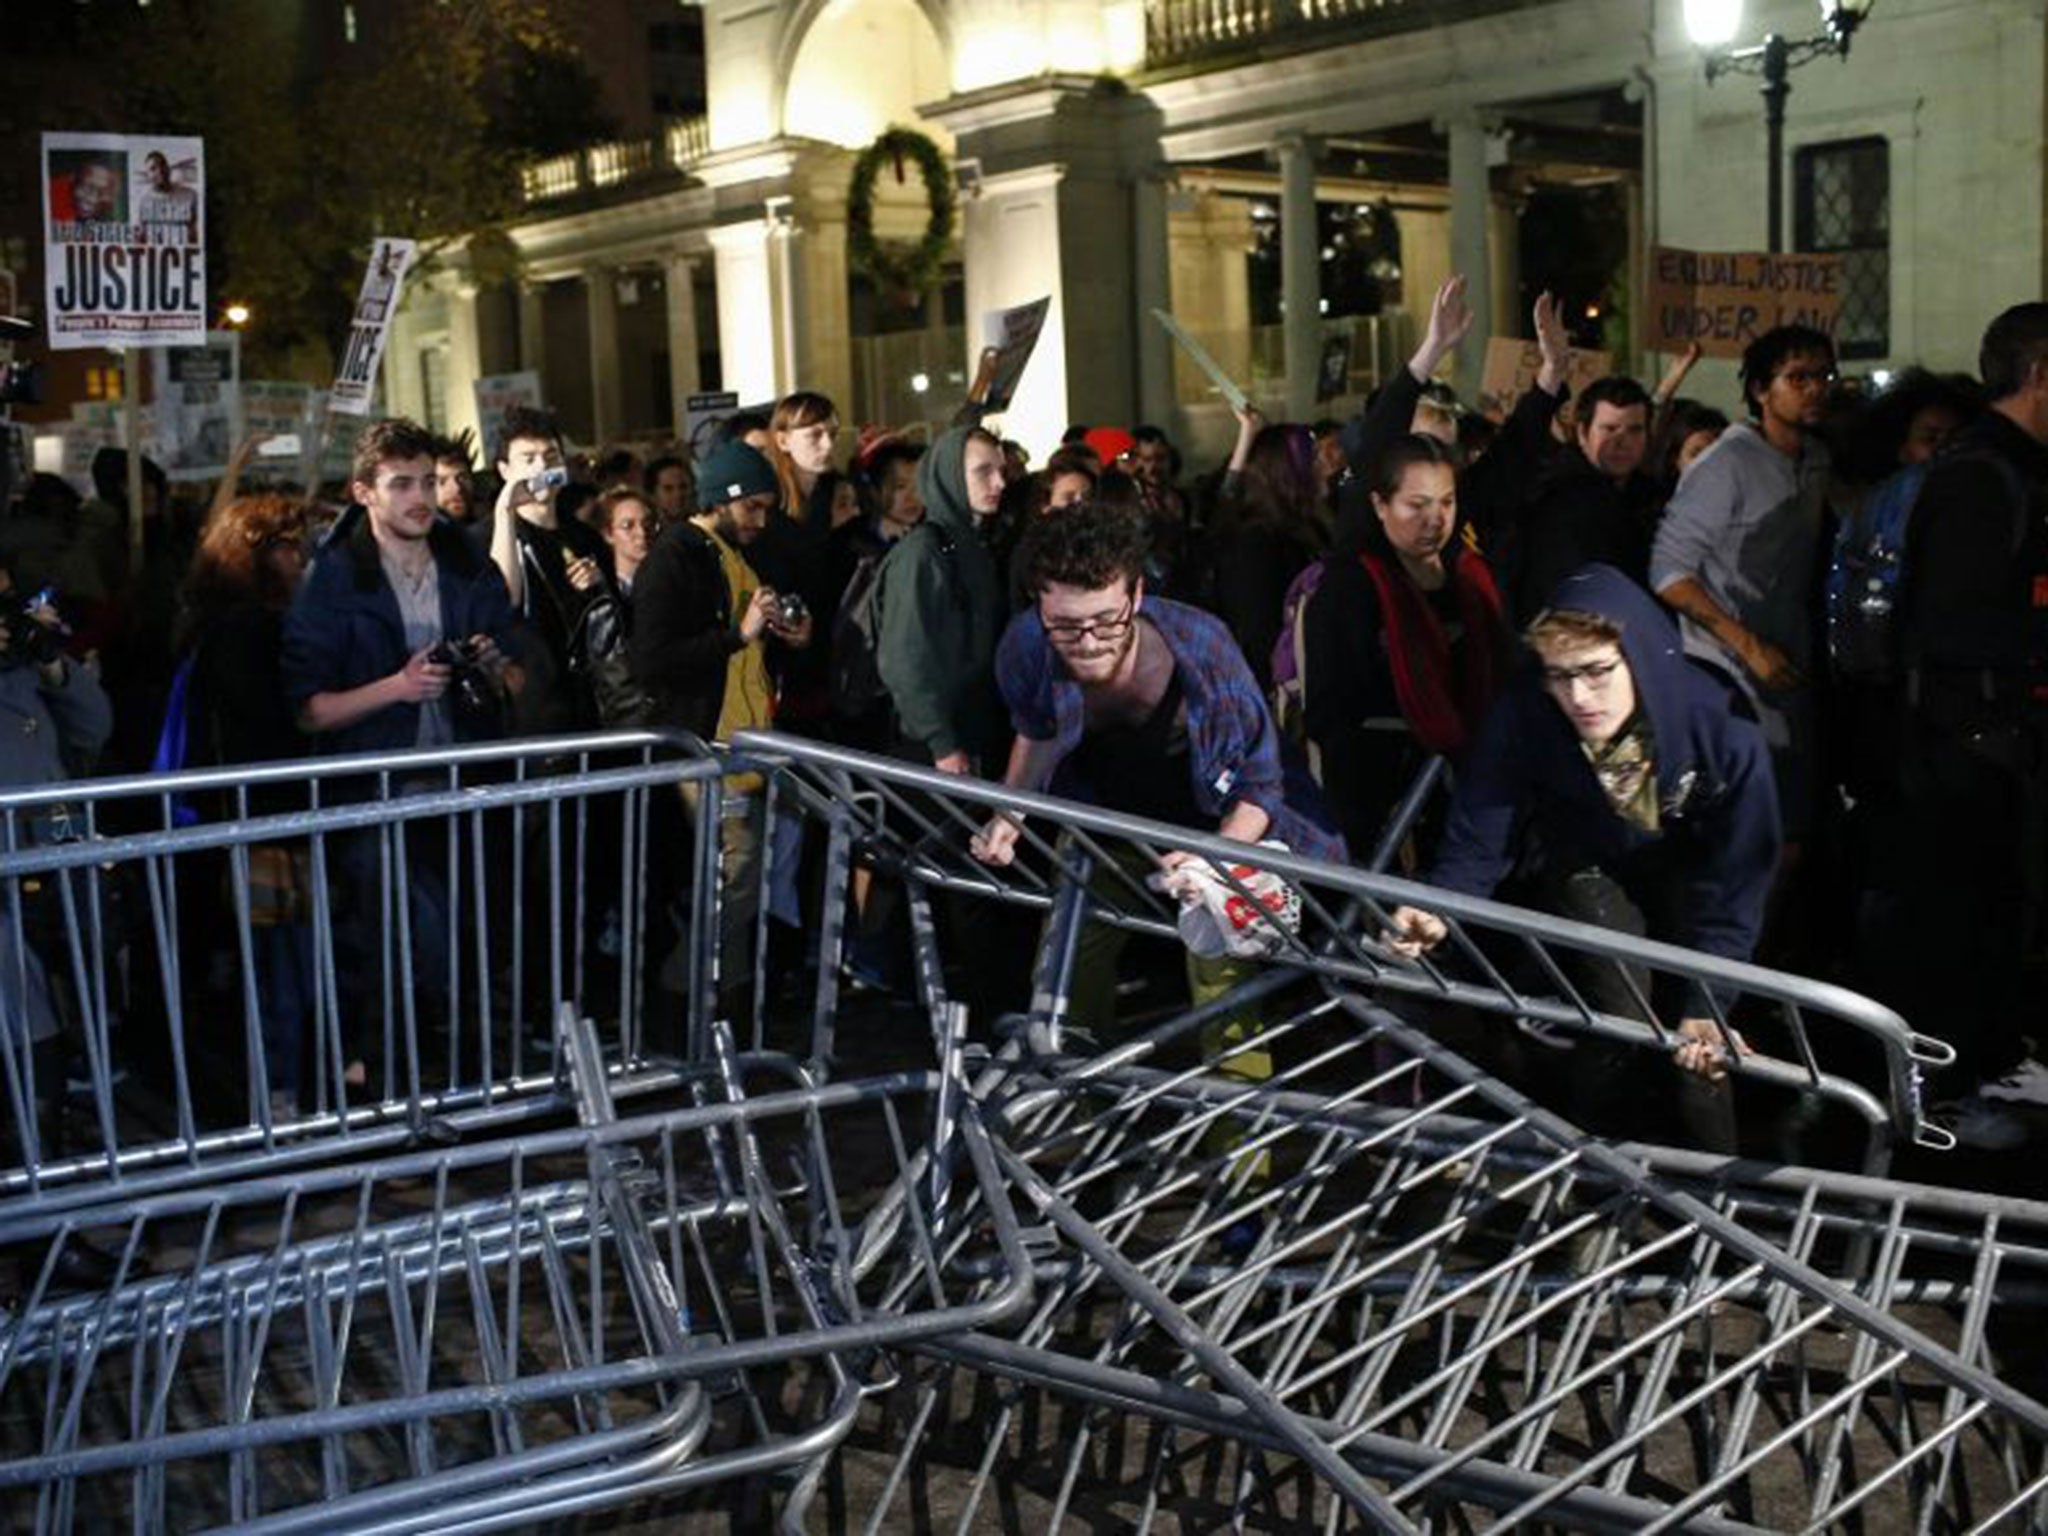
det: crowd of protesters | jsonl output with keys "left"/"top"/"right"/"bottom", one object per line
{"left": 5, "top": 282, "right": 2048, "bottom": 1167}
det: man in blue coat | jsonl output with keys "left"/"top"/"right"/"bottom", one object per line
{"left": 1387, "top": 564, "right": 1780, "bottom": 1147}
{"left": 281, "top": 417, "right": 518, "bottom": 1090}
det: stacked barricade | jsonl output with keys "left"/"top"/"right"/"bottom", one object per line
{"left": 0, "top": 734, "right": 1036, "bottom": 1532}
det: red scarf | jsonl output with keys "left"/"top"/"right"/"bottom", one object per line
{"left": 1358, "top": 549, "right": 1506, "bottom": 758}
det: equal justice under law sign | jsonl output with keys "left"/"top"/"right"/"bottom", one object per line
{"left": 1646, "top": 246, "right": 1844, "bottom": 359}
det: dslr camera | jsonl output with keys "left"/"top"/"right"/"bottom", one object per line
{"left": 774, "top": 592, "right": 808, "bottom": 627}
{"left": 427, "top": 637, "right": 500, "bottom": 724}
{"left": 0, "top": 587, "right": 64, "bottom": 669}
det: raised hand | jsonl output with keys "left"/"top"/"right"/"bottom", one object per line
{"left": 1411, "top": 275, "right": 1474, "bottom": 381}
{"left": 1533, "top": 291, "right": 1573, "bottom": 393}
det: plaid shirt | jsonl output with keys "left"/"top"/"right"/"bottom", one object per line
{"left": 997, "top": 596, "right": 1345, "bottom": 863}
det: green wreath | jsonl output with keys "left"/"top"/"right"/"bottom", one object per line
{"left": 846, "top": 126, "right": 955, "bottom": 301}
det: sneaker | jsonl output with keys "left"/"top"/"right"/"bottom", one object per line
{"left": 1979, "top": 1057, "right": 2048, "bottom": 1108}
{"left": 1937, "top": 1095, "right": 2030, "bottom": 1152}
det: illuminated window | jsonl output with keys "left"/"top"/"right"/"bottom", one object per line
{"left": 1795, "top": 137, "right": 1888, "bottom": 360}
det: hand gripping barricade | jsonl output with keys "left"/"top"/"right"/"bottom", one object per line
{"left": 0, "top": 1007, "right": 1035, "bottom": 1534}
{"left": 712, "top": 731, "right": 2048, "bottom": 1533}
{"left": 729, "top": 730, "right": 1953, "bottom": 1174}
{"left": 0, "top": 732, "right": 735, "bottom": 1222}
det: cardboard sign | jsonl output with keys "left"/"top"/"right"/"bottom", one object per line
{"left": 330, "top": 237, "right": 417, "bottom": 415}
{"left": 1151, "top": 308, "right": 1248, "bottom": 413}
{"left": 1476, "top": 339, "right": 1612, "bottom": 421}
{"left": 152, "top": 331, "right": 240, "bottom": 482}
{"left": 683, "top": 390, "right": 740, "bottom": 460}
{"left": 41, "top": 132, "right": 206, "bottom": 349}
{"left": 1647, "top": 246, "right": 1843, "bottom": 359}
{"left": 240, "top": 380, "right": 315, "bottom": 483}
{"left": 473, "top": 370, "right": 542, "bottom": 464}
{"left": 978, "top": 296, "right": 1051, "bottom": 412}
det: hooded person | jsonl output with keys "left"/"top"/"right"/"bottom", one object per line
{"left": 872, "top": 424, "right": 1008, "bottom": 773}
{"left": 1386, "top": 562, "right": 1781, "bottom": 1149}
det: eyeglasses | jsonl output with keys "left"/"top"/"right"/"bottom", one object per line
{"left": 1541, "top": 656, "right": 1625, "bottom": 688}
{"left": 1042, "top": 600, "right": 1135, "bottom": 646}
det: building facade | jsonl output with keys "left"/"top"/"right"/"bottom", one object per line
{"left": 380, "top": 0, "right": 2043, "bottom": 467}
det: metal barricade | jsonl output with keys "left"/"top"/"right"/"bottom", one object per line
{"left": 731, "top": 730, "right": 1954, "bottom": 1172}
{"left": 0, "top": 1057, "right": 1035, "bottom": 1534}
{"left": 0, "top": 732, "right": 739, "bottom": 1223}
{"left": 818, "top": 991, "right": 2048, "bottom": 1534}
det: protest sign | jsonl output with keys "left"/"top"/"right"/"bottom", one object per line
{"left": 683, "top": 391, "right": 740, "bottom": 461}
{"left": 240, "top": 381, "right": 315, "bottom": 482}
{"left": 1476, "top": 338, "right": 1613, "bottom": 420}
{"left": 152, "top": 331, "right": 240, "bottom": 482}
{"left": 330, "top": 238, "right": 417, "bottom": 415}
{"left": 41, "top": 132, "right": 205, "bottom": 350}
{"left": 1647, "top": 246, "right": 1844, "bottom": 359}
{"left": 977, "top": 296, "right": 1051, "bottom": 412}
{"left": 473, "top": 371, "right": 542, "bottom": 464}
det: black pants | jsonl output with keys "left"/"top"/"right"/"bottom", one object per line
{"left": 1859, "top": 723, "right": 2043, "bottom": 1091}
{"left": 1536, "top": 856, "right": 1739, "bottom": 1154}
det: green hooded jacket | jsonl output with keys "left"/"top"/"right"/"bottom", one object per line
{"left": 873, "top": 426, "right": 1007, "bottom": 764}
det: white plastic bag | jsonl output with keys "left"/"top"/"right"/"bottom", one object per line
{"left": 1152, "top": 843, "right": 1302, "bottom": 961}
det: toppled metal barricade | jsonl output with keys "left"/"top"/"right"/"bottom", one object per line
{"left": 0, "top": 1034, "right": 1032, "bottom": 1532}
{"left": 722, "top": 731, "right": 2047, "bottom": 1533}
{"left": 7, "top": 729, "right": 2045, "bottom": 1533}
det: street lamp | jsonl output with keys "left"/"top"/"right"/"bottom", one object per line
{"left": 1686, "top": 0, "right": 1876, "bottom": 252}
{"left": 223, "top": 301, "right": 252, "bottom": 328}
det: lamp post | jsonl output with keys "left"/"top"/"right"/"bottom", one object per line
{"left": 1685, "top": 0, "right": 1875, "bottom": 252}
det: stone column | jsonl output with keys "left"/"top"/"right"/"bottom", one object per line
{"left": 1276, "top": 132, "right": 1322, "bottom": 421}
{"left": 708, "top": 220, "right": 779, "bottom": 406}
{"left": 518, "top": 280, "right": 548, "bottom": 378}
{"left": 1132, "top": 167, "right": 1174, "bottom": 428}
{"left": 663, "top": 251, "right": 701, "bottom": 425}
{"left": 584, "top": 263, "right": 621, "bottom": 445}
{"left": 1446, "top": 111, "right": 1495, "bottom": 399}
{"left": 445, "top": 279, "right": 484, "bottom": 450}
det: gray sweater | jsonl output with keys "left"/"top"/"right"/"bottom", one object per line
{"left": 1650, "top": 420, "right": 1829, "bottom": 673}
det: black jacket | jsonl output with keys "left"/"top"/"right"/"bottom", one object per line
{"left": 1510, "top": 454, "right": 1663, "bottom": 625}
{"left": 1335, "top": 367, "right": 1563, "bottom": 562}
{"left": 1899, "top": 409, "right": 2048, "bottom": 739}
{"left": 629, "top": 521, "right": 739, "bottom": 740}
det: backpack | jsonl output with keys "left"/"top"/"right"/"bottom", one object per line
{"left": 150, "top": 654, "right": 202, "bottom": 828}
{"left": 833, "top": 522, "right": 960, "bottom": 723}
{"left": 1269, "top": 559, "right": 1327, "bottom": 774}
{"left": 1827, "top": 449, "right": 2028, "bottom": 681}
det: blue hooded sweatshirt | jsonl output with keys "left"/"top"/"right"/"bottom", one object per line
{"left": 1427, "top": 564, "right": 1780, "bottom": 967}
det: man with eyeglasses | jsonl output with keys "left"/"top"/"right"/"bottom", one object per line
{"left": 971, "top": 501, "right": 1344, "bottom": 1063}
{"left": 1387, "top": 564, "right": 1780, "bottom": 1148}
{"left": 1651, "top": 325, "right": 1835, "bottom": 852}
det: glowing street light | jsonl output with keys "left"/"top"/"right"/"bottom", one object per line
{"left": 223, "top": 301, "right": 252, "bottom": 328}
{"left": 1686, "top": 0, "right": 1876, "bottom": 252}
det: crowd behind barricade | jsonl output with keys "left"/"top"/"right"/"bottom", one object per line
{"left": 5, "top": 284, "right": 2048, "bottom": 1170}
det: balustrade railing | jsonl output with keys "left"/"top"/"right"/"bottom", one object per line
{"left": 519, "top": 116, "right": 712, "bottom": 206}
{"left": 1146, "top": 0, "right": 1509, "bottom": 67}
